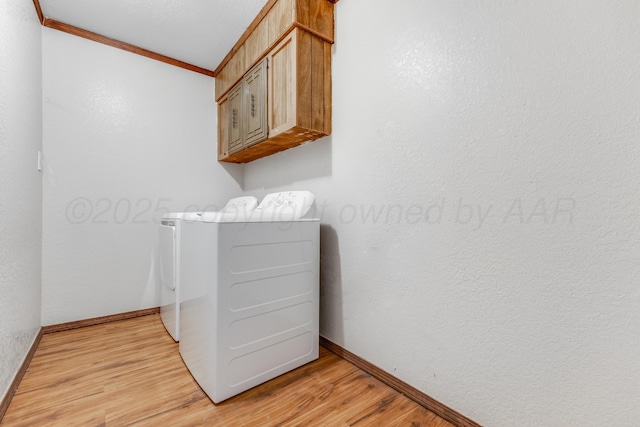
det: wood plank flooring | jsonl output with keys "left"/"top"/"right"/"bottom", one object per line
{"left": 1, "top": 314, "right": 454, "bottom": 427}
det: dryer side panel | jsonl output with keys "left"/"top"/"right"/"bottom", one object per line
{"left": 178, "top": 221, "right": 221, "bottom": 398}
{"left": 159, "top": 223, "right": 178, "bottom": 341}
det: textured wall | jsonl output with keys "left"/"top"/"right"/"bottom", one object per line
{"left": 0, "top": 0, "right": 43, "bottom": 401}
{"left": 41, "top": 28, "right": 243, "bottom": 325}
{"left": 244, "top": 0, "right": 640, "bottom": 425}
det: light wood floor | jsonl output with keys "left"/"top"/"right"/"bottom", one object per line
{"left": 1, "top": 314, "right": 454, "bottom": 426}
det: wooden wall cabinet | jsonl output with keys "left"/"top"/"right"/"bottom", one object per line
{"left": 215, "top": 0, "right": 334, "bottom": 163}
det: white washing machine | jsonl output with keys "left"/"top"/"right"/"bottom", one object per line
{"left": 178, "top": 191, "right": 319, "bottom": 403}
{"left": 158, "top": 196, "right": 258, "bottom": 342}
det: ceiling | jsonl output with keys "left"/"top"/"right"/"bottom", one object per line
{"left": 37, "top": 0, "right": 268, "bottom": 75}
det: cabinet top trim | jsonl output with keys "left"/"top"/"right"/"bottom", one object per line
{"left": 215, "top": 24, "right": 331, "bottom": 102}
{"left": 213, "top": 0, "right": 278, "bottom": 77}
{"left": 213, "top": 0, "right": 335, "bottom": 77}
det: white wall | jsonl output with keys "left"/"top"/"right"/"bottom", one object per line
{"left": 41, "top": 28, "right": 243, "bottom": 325}
{"left": 244, "top": 0, "right": 640, "bottom": 425}
{"left": 0, "top": 0, "right": 43, "bottom": 401}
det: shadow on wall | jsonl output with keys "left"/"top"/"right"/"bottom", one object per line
{"left": 319, "top": 224, "right": 344, "bottom": 344}
{"left": 142, "top": 237, "right": 160, "bottom": 309}
{"left": 242, "top": 136, "right": 332, "bottom": 191}
{"left": 219, "top": 162, "right": 244, "bottom": 188}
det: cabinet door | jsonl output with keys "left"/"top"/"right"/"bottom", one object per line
{"left": 267, "top": 29, "right": 297, "bottom": 137}
{"left": 217, "top": 94, "right": 230, "bottom": 159}
{"left": 227, "top": 84, "right": 243, "bottom": 155}
{"left": 243, "top": 58, "right": 268, "bottom": 147}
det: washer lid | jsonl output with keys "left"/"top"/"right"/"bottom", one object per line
{"left": 179, "top": 196, "right": 259, "bottom": 221}
{"left": 184, "top": 191, "right": 317, "bottom": 223}
{"left": 162, "top": 212, "right": 192, "bottom": 220}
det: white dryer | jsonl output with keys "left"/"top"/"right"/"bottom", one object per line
{"left": 179, "top": 191, "right": 319, "bottom": 403}
{"left": 159, "top": 196, "right": 258, "bottom": 341}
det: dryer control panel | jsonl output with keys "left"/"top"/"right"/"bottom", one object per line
{"left": 221, "top": 196, "right": 258, "bottom": 213}
{"left": 255, "top": 191, "right": 316, "bottom": 220}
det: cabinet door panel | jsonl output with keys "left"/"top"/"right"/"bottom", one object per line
{"left": 244, "top": 59, "right": 268, "bottom": 147}
{"left": 268, "top": 30, "right": 297, "bottom": 137}
{"left": 228, "top": 84, "right": 243, "bottom": 155}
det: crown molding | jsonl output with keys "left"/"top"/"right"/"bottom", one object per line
{"left": 32, "top": 0, "right": 215, "bottom": 77}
